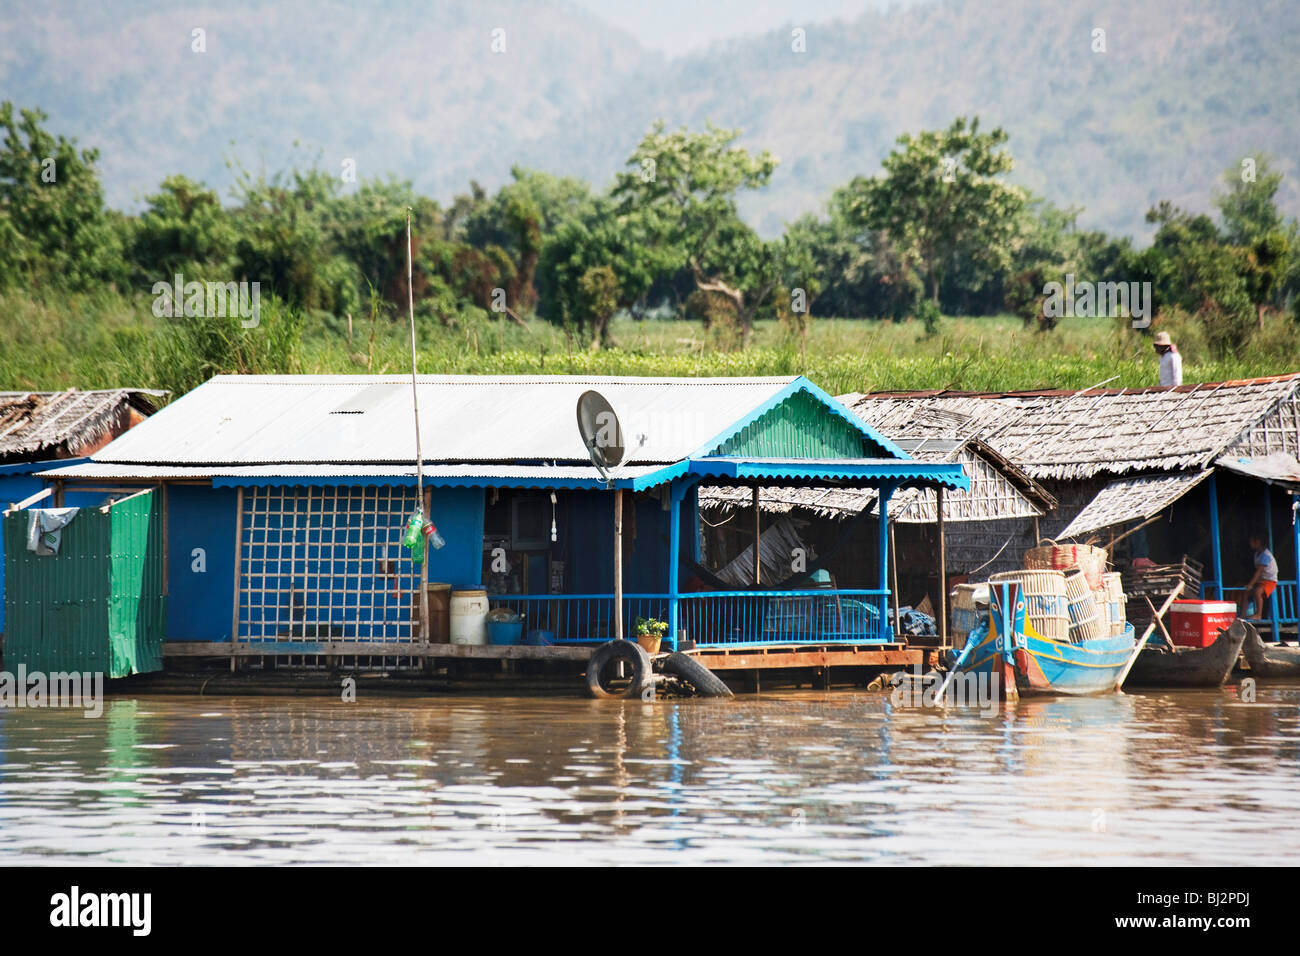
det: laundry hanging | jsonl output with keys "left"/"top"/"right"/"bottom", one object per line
{"left": 26, "top": 507, "right": 80, "bottom": 555}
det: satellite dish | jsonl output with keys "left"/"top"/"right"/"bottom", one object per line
{"left": 576, "top": 390, "right": 624, "bottom": 482}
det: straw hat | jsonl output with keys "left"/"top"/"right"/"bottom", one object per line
{"left": 1153, "top": 331, "right": 1173, "bottom": 346}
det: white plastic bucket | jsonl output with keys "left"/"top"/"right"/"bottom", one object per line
{"left": 449, "top": 589, "right": 489, "bottom": 646}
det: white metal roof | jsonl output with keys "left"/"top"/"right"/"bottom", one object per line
{"left": 92, "top": 375, "right": 802, "bottom": 466}
{"left": 37, "top": 461, "right": 669, "bottom": 486}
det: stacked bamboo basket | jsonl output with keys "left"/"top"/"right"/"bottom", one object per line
{"left": 955, "top": 541, "right": 1128, "bottom": 645}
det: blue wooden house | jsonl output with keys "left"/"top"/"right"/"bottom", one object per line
{"left": 34, "top": 374, "right": 967, "bottom": 665}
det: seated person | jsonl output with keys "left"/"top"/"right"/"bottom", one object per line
{"left": 1238, "top": 532, "right": 1279, "bottom": 619}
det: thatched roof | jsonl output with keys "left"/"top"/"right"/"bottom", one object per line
{"left": 845, "top": 374, "right": 1300, "bottom": 481}
{"left": 0, "top": 389, "right": 163, "bottom": 463}
{"left": 698, "top": 436, "right": 1055, "bottom": 524}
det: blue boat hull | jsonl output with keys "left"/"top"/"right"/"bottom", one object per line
{"left": 957, "top": 581, "right": 1135, "bottom": 697}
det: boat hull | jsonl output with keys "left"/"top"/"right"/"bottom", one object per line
{"left": 1241, "top": 621, "right": 1300, "bottom": 678}
{"left": 964, "top": 626, "right": 1135, "bottom": 696}
{"left": 1123, "top": 622, "right": 1245, "bottom": 688}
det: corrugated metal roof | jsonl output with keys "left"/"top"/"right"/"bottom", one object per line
{"left": 92, "top": 375, "right": 805, "bottom": 466}
{"left": 1057, "top": 470, "right": 1213, "bottom": 539}
{"left": 37, "top": 460, "right": 673, "bottom": 490}
{"left": 686, "top": 457, "right": 970, "bottom": 490}
{"left": 1214, "top": 453, "right": 1300, "bottom": 492}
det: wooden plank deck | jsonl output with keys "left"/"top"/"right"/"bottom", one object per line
{"left": 687, "top": 644, "right": 921, "bottom": 671}
{"left": 163, "top": 641, "right": 925, "bottom": 671}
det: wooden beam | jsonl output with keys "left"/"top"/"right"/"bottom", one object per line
{"left": 613, "top": 489, "right": 624, "bottom": 641}
{"left": 752, "top": 484, "right": 761, "bottom": 585}
{"left": 3, "top": 487, "right": 51, "bottom": 515}
{"left": 163, "top": 641, "right": 595, "bottom": 660}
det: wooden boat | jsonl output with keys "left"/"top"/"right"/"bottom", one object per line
{"left": 1122, "top": 620, "right": 1245, "bottom": 688}
{"left": 957, "top": 581, "right": 1134, "bottom": 697}
{"left": 1241, "top": 620, "right": 1300, "bottom": 678}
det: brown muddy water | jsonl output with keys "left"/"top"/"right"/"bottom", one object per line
{"left": 1, "top": 684, "right": 1298, "bottom": 865}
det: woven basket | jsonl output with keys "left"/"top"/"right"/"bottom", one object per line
{"left": 1064, "top": 569, "right": 1105, "bottom": 643}
{"left": 990, "top": 569, "right": 1069, "bottom": 642}
{"left": 950, "top": 584, "right": 982, "bottom": 644}
{"left": 1102, "top": 572, "right": 1127, "bottom": 637}
{"left": 1025, "top": 539, "right": 1108, "bottom": 590}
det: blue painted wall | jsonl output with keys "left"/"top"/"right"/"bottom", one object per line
{"left": 424, "top": 487, "right": 486, "bottom": 589}
{"left": 166, "top": 484, "right": 237, "bottom": 640}
{"left": 165, "top": 483, "right": 485, "bottom": 641}
{"left": 563, "top": 490, "right": 669, "bottom": 594}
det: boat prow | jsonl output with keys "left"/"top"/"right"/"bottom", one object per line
{"left": 1241, "top": 620, "right": 1300, "bottom": 679}
{"left": 1122, "top": 620, "right": 1245, "bottom": 688}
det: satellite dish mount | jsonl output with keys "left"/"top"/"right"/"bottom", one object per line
{"left": 576, "top": 390, "right": 625, "bottom": 488}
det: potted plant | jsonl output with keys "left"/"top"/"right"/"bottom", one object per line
{"left": 633, "top": 616, "right": 668, "bottom": 655}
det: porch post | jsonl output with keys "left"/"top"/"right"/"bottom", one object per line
{"left": 937, "top": 486, "right": 947, "bottom": 647}
{"left": 751, "top": 484, "right": 761, "bottom": 585}
{"left": 1266, "top": 485, "right": 1279, "bottom": 636}
{"left": 1208, "top": 472, "right": 1222, "bottom": 599}
{"left": 613, "top": 489, "right": 624, "bottom": 641}
{"left": 878, "top": 483, "right": 895, "bottom": 641}
{"left": 1293, "top": 493, "right": 1300, "bottom": 628}
{"left": 668, "top": 479, "right": 686, "bottom": 652}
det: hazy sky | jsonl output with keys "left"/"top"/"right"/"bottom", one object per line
{"left": 569, "top": 0, "right": 926, "bottom": 56}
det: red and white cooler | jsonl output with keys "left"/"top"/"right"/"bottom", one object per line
{"left": 1168, "top": 600, "right": 1236, "bottom": 648}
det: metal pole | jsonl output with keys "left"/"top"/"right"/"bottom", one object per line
{"left": 878, "top": 484, "right": 894, "bottom": 641}
{"left": 668, "top": 481, "right": 681, "bottom": 652}
{"left": 1208, "top": 472, "right": 1223, "bottom": 599}
{"left": 1266, "top": 485, "right": 1279, "bottom": 637}
{"left": 752, "top": 484, "right": 761, "bottom": 585}
{"left": 613, "top": 489, "right": 624, "bottom": 641}
{"left": 937, "top": 486, "right": 947, "bottom": 647}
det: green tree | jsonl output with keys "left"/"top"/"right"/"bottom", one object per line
{"left": 0, "top": 102, "right": 124, "bottom": 291}
{"left": 1215, "top": 153, "right": 1284, "bottom": 246}
{"left": 840, "top": 116, "right": 1027, "bottom": 306}
{"left": 128, "top": 174, "right": 236, "bottom": 282}
{"left": 611, "top": 121, "right": 779, "bottom": 338}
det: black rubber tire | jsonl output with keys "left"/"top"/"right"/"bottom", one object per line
{"left": 585, "top": 639, "right": 652, "bottom": 699}
{"left": 661, "top": 652, "right": 734, "bottom": 698}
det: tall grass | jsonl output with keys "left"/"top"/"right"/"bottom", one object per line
{"left": 2, "top": 288, "right": 1295, "bottom": 402}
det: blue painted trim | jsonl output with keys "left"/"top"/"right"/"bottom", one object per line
{"left": 1208, "top": 472, "right": 1222, "bottom": 599}
{"left": 684, "top": 457, "right": 969, "bottom": 490}
{"left": 0, "top": 457, "right": 90, "bottom": 477}
{"left": 878, "top": 482, "right": 895, "bottom": 642}
{"left": 687, "top": 376, "right": 910, "bottom": 461}
{"left": 668, "top": 480, "right": 683, "bottom": 652}
{"left": 213, "top": 474, "right": 629, "bottom": 491}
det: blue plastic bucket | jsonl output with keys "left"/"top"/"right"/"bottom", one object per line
{"left": 487, "top": 620, "right": 523, "bottom": 646}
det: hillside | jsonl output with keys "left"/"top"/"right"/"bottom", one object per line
{"left": 2, "top": 0, "right": 1297, "bottom": 237}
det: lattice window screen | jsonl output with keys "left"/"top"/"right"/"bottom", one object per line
{"left": 237, "top": 486, "right": 419, "bottom": 642}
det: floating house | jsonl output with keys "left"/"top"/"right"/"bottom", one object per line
{"left": 0, "top": 389, "right": 162, "bottom": 639}
{"left": 847, "top": 374, "right": 1300, "bottom": 637}
{"left": 23, "top": 375, "right": 968, "bottom": 673}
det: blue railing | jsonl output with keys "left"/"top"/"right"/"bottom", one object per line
{"left": 1217, "top": 580, "right": 1298, "bottom": 634}
{"left": 487, "top": 589, "right": 891, "bottom": 648}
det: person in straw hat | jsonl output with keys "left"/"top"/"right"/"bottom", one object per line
{"left": 1153, "top": 331, "right": 1182, "bottom": 386}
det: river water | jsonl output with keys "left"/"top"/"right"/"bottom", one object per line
{"left": 1, "top": 684, "right": 1297, "bottom": 865}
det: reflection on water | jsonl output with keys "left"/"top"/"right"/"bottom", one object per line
{"left": 1, "top": 684, "right": 1298, "bottom": 864}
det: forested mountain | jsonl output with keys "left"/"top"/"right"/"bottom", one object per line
{"left": 2, "top": 0, "right": 1296, "bottom": 237}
